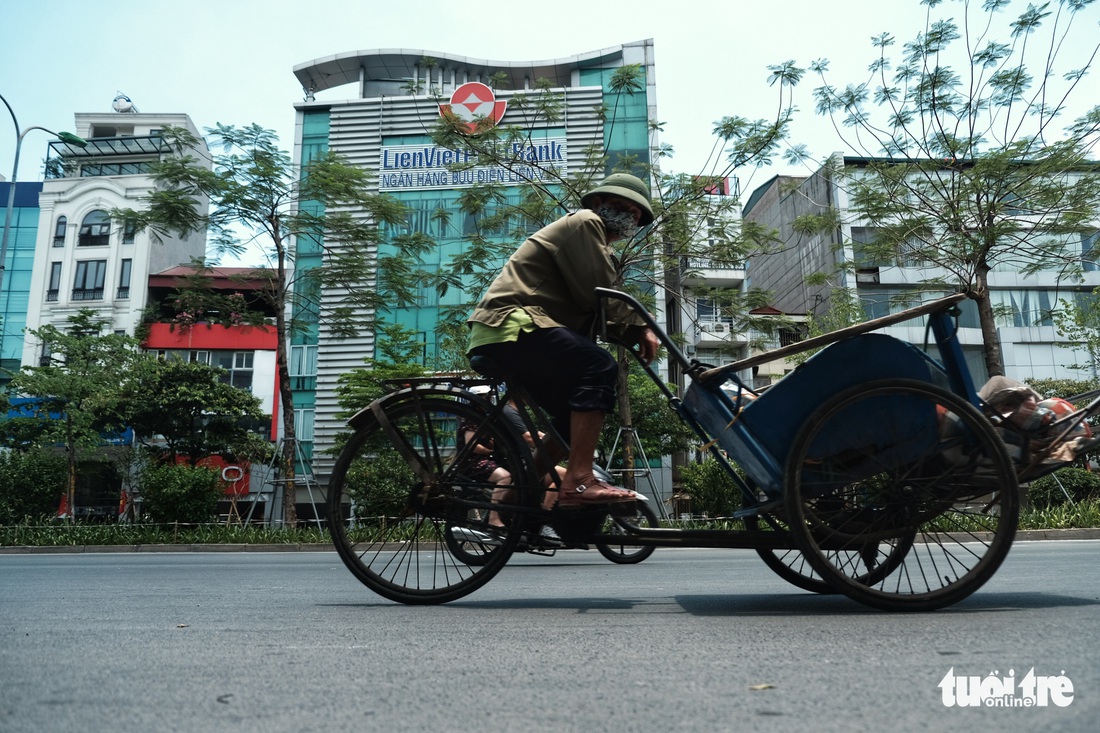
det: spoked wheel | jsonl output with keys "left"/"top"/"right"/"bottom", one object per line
{"left": 748, "top": 512, "right": 913, "bottom": 595}
{"left": 748, "top": 513, "right": 833, "bottom": 594}
{"left": 596, "top": 500, "right": 659, "bottom": 564}
{"left": 327, "top": 389, "right": 538, "bottom": 604}
{"left": 784, "top": 379, "right": 1019, "bottom": 612}
{"left": 443, "top": 505, "right": 507, "bottom": 567}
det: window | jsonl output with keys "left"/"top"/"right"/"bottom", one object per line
{"left": 1082, "top": 230, "right": 1099, "bottom": 273}
{"left": 72, "top": 260, "right": 107, "bottom": 300}
{"left": 778, "top": 326, "right": 806, "bottom": 347}
{"left": 78, "top": 210, "right": 111, "bottom": 247}
{"left": 290, "top": 344, "right": 318, "bottom": 390}
{"left": 695, "top": 297, "right": 733, "bottom": 324}
{"left": 290, "top": 344, "right": 318, "bottom": 376}
{"left": 122, "top": 220, "right": 137, "bottom": 244}
{"left": 53, "top": 216, "right": 67, "bottom": 247}
{"left": 991, "top": 290, "right": 1056, "bottom": 328}
{"left": 294, "top": 408, "right": 316, "bottom": 442}
{"left": 47, "top": 263, "right": 62, "bottom": 301}
{"left": 211, "top": 351, "right": 254, "bottom": 391}
{"left": 117, "top": 259, "right": 132, "bottom": 299}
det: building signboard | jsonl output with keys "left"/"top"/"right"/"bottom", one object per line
{"left": 378, "top": 137, "right": 567, "bottom": 192}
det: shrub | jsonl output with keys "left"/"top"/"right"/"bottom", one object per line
{"left": 0, "top": 449, "right": 67, "bottom": 523}
{"left": 678, "top": 458, "right": 743, "bottom": 518}
{"left": 138, "top": 463, "right": 224, "bottom": 524}
{"left": 1028, "top": 467, "right": 1100, "bottom": 509}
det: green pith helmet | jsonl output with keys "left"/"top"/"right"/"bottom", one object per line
{"left": 581, "top": 173, "right": 655, "bottom": 226}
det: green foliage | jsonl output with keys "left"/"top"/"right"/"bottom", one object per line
{"left": 0, "top": 449, "right": 67, "bottom": 523}
{"left": 160, "top": 263, "right": 271, "bottom": 332}
{"left": 123, "top": 356, "right": 268, "bottom": 464}
{"left": 791, "top": 287, "right": 866, "bottom": 364}
{"left": 6, "top": 310, "right": 141, "bottom": 511}
{"left": 1025, "top": 377, "right": 1099, "bottom": 401}
{"left": 335, "top": 359, "right": 429, "bottom": 420}
{"left": 0, "top": 522, "right": 331, "bottom": 547}
{"left": 1028, "top": 467, "right": 1100, "bottom": 509}
{"left": 677, "top": 458, "right": 743, "bottom": 518}
{"left": 601, "top": 366, "right": 696, "bottom": 461}
{"left": 1017, "top": 498, "right": 1100, "bottom": 530}
{"left": 1053, "top": 289, "right": 1100, "bottom": 377}
{"left": 7, "top": 310, "right": 140, "bottom": 445}
{"left": 138, "top": 462, "right": 224, "bottom": 525}
{"left": 342, "top": 450, "right": 415, "bottom": 521}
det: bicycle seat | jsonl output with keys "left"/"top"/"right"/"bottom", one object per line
{"left": 469, "top": 354, "right": 505, "bottom": 379}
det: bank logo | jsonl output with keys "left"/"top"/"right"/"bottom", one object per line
{"left": 440, "top": 82, "right": 507, "bottom": 134}
{"left": 938, "top": 668, "right": 1074, "bottom": 708}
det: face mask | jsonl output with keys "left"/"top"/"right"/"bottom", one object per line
{"left": 593, "top": 205, "right": 638, "bottom": 240}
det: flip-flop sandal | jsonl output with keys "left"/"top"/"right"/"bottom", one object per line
{"left": 557, "top": 480, "right": 637, "bottom": 508}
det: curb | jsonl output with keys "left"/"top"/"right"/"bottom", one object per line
{"left": 2, "top": 529, "right": 1099, "bottom": 554}
{"left": 0, "top": 543, "right": 335, "bottom": 554}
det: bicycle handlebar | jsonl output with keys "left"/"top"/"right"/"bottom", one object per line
{"left": 595, "top": 287, "right": 697, "bottom": 373}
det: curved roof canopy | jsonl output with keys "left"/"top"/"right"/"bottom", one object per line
{"left": 293, "top": 45, "right": 631, "bottom": 96}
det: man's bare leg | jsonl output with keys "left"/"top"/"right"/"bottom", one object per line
{"left": 559, "top": 410, "right": 634, "bottom": 504}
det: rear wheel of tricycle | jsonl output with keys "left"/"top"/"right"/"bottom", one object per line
{"left": 748, "top": 512, "right": 913, "bottom": 594}
{"left": 784, "top": 379, "right": 1019, "bottom": 612}
{"left": 328, "top": 390, "right": 537, "bottom": 604}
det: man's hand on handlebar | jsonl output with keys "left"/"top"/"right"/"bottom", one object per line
{"left": 630, "top": 327, "right": 659, "bottom": 364}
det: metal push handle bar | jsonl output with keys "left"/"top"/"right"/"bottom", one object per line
{"left": 698, "top": 292, "right": 968, "bottom": 383}
{"left": 596, "top": 287, "right": 968, "bottom": 385}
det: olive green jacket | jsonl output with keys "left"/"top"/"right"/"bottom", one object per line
{"left": 467, "top": 210, "right": 645, "bottom": 341}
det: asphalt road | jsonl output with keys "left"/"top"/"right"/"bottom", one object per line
{"left": 2, "top": 542, "right": 1098, "bottom": 733}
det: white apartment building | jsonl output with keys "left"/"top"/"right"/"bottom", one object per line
{"left": 21, "top": 111, "right": 209, "bottom": 365}
{"left": 743, "top": 156, "right": 1100, "bottom": 384}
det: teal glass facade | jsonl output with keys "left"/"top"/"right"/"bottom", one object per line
{"left": 0, "top": 182, "right": 42, "bottom": 380}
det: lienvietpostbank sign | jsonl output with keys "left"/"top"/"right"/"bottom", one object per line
{"left": 378, "top": 138, "right": 567, "bottom": 192}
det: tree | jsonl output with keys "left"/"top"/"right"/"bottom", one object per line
{"left": 123, "top": 358, "right": 269, "bottom": 465}
{"left": 4, "top": 310, "right": 139, "bottom": 517}
{"left": 1054, "top": 288, "right": 1100, "bottom": 378}
{"left": 114, "top": 124, "right": 424, "bottom": 526}
{"left": 789, "top": 284, "right": 868, "bottom": 364}
{"left": 802, "top": 0, "right": 1100, "bottom": 376}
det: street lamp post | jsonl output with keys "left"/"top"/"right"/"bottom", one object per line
{"left": 1, "top": 93, "right": 87, "bottom": 299}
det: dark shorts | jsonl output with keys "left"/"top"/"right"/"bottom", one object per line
{"left": 461, "top": 457, "right": 501, "bottom": 483}
{"left": 470, "top": 327, "right": 618, "bottom": 441}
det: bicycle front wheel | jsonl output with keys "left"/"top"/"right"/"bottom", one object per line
{"left": 327, "top": 389, "right": 537, "bottom": 604}
{"left": 596, "top": 500, "right": 659, "bottom": 564}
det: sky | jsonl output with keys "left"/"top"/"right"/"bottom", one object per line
{"left": 2, "top": 0, "right": 1098, "bottom": 214}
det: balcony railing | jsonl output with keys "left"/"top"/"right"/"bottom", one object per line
{"left": 71, "top": 288, "right": 104, "bottom": 301}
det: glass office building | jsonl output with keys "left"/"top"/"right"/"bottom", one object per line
{"left": 290, "top": 41, "right": 658, "bottom": 472}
